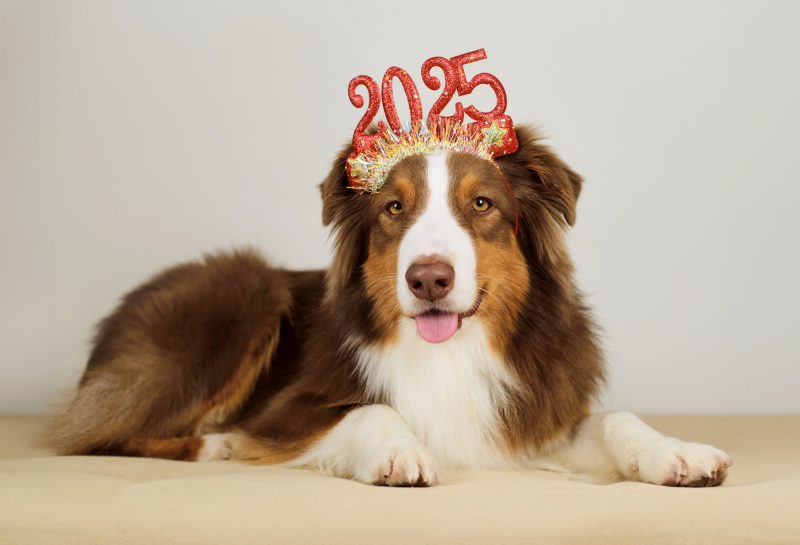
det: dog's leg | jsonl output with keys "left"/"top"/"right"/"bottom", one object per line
{"left": 284, "top": 404, "right": 438, "bottom": 486}
{"left": 544, "top": 412, "right": 731, "bottom": 486}
{"left": 101, "top": 435, "right": 231, "bottom": 461}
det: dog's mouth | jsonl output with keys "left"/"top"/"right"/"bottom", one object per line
{"left": 413, "top": 292, "right": 484, "bottom": 344}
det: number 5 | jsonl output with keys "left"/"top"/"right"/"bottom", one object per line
{"left": 449, "top": 49, "right": 508, "bottom": 122}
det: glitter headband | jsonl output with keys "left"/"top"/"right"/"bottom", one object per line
{"left": 346, "top": 49, "right": 518, "bottom": 193}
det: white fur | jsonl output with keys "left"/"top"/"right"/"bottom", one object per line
{"left": 197, "top": 433, "right": 232, "bottom": 461}
{"left": 355, "top": 319, "right": 520, "bottom": 469}
{"left": 396, "top": 153, "right": 477, "bottom": 315}
{"left": 294, "top": 151, "right": 732, "bottom": 487}
{"left": 286, "top": 404, "right": 438, "bottom": 485}
{"left": 290, "top": 152, "right": 517, "bottom": 480}
{"left": 378, "top": 152, "right": 516, "bottom": 468}
{"left": 541, "top": 412, "right": 732, "bottom": 485}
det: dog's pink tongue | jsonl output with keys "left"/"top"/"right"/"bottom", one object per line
{"left": 415, "top": 312, "right": 459, "bottom": 343}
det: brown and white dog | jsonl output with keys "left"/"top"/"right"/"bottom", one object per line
{"left": 49, "top": 126, "right": 731, "bottom": 487}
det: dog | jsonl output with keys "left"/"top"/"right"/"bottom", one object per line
{"left": 48, "top": 125, "right": 731, "bottom": 487}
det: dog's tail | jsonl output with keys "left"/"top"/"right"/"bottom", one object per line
{"left": 43, "top": 360, "right": 157, "bottom": 455}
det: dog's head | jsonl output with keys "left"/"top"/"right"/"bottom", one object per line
{"left": 320, "top": 125, "right": 582, "bottom": 345}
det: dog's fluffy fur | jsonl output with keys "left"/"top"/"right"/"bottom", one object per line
{"left": 48, "top": 126, "right": 731, "bottom": 487}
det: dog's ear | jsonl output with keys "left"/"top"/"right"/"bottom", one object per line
{"left": 497, "top": 125, "right": 583, "bottom": 227}
{"left": 320, "top": 144, "right": 353, "bottom": 227}
{"left": 319, "top": 144, "right": 370, "bottom": 295}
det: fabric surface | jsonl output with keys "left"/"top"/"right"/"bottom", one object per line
{"left": 0, "top": 415, "right": 798, "bottom": 545}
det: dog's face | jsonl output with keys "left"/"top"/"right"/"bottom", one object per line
{"left": 321, "top": 126, "right": 582, "bottom": 345}
{"left": 361, "top": 151, "right": 526, "bottom": 343}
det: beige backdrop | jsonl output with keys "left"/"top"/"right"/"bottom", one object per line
{"left": 1, "top": 0, "right": 798, "bottom": 414}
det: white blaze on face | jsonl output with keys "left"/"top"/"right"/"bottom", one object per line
{"left": 354, "top": 153, "right": 517, "bottom": 468}
{"left": 396, "top": 153, "right": 478, "bottom": 319}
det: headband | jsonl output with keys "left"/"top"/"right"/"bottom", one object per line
{"left": 346, "top": 48, "right": 518, "bottom": 193}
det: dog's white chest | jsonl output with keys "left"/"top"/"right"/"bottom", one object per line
{"left": 355, "top": 320, "right": 519, "bottom": 468}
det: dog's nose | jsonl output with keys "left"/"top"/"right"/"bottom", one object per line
{"left": 405, "top": 260, "right": 455, "bottom": 301}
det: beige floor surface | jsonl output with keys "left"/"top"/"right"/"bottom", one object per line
{"left": 1, "top": 415, "right": 798, "bottom": 545}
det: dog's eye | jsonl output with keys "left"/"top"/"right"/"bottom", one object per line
{"left": 386, "top": 201, "right": 403, "bottom": 216}
{"left": 472, "top": 197, "right": 492, "bottom": 213}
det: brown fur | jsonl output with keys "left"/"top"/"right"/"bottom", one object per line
{"left": 360, "top": 155, "right": 428, "bottom": 341}
{"left": 446, "top": 152, "right": 531, "bottom": 350}
{"left": 47, "top": 250, "right": 294, "bottom": 455}
{"left": 112, "top": 436, "right": 203, "bottom": 461}
{"left": 48, "top": 125, "right": 603, "bottom": 463}
{"left": 494, "top": 127, "right": 604, "bottom": 449}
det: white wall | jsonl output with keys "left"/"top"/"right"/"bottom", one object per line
{"left": 1, "top": 0, "right": 798, "bottom": 415}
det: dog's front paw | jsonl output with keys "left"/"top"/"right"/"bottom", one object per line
{"left": 356, "top": 443, "right": 439, "bottom": 487}
{"left": 635, "top": 437, "right": 731, "bottom": 487}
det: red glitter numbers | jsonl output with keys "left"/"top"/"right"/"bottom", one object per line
{"left": 449, "top": 48, "right": 507, "bottom": 122}
{"left": 381, "top": 67, "right": 423, "bottom": 133}
{"left": 348, "top": 75, "right": 385, "bottom": 153}
{"left": 347, "top": 48, "right": 516, "bottom": 158}
{"left": 421, "top": 56, "right": 463, "bottom": 127}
